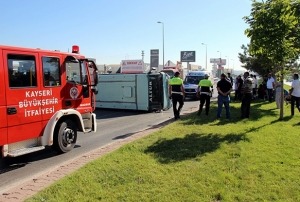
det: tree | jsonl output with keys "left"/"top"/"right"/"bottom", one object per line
{"left": 238, "top": 44, "right": 272, "bottom": 76}
{"left": 243, "top": 0, "right": 300, "bottom": 119}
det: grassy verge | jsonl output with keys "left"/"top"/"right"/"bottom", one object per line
{"left": 26, "top": 101, "right": 300, "bottom": 202}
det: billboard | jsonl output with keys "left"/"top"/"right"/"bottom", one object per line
{"left": 180, "top": 51, "right": 196, "bottom": 62}
{"left": 121, "top": 60, "right": 144, "bottom": 74}
{"left": 210, "top": 58, "right": 226, "bottom": 65}
{"left": 150, "top": 49, "right": 159, "bottom": 69}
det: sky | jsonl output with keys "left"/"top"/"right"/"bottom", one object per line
{"left": 0, "top": 0, "right": 252, "bottom": 71}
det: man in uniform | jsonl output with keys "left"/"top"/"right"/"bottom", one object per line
{"left": 169, "top": 71, "right": 185, "bottom": 120}
{"left": 241, "top": 72, "right": 254, "bottom": 119}
{"left": 197, "top": 74, "right": 213, "bottom": 116}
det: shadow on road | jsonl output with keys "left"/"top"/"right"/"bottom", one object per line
{"left": 0, "top": 163, "right": 28, "bottom": 175}
{"left": 0, "top": 145, "right": 82, "bottom": 175}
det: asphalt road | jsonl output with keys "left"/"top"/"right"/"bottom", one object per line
{"left": 0, "top": 93, "right": 219, "bottom": 194}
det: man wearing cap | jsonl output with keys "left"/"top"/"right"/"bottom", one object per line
{"left": 197, "top": 74, "right": 213, "bottom": 116}
{"left": 217, "top": 73, "right": 232, "bottom": 119}
{"left": 169, "top": 71, "right": 185, "bottom": 120}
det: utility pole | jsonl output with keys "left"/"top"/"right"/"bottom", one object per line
{"left": 141, "top": 50, "right": 144, "bottom": 62}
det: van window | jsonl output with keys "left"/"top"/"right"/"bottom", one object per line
{"left": 42, "top": 57, "right": 61, "bottom": 87}
{"left": 8, "top": 54, "right": 37, "bottom": 88}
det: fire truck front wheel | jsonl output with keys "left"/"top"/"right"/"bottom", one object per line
{"left": 52, "top": 120, "right": 77, "bottom": 153}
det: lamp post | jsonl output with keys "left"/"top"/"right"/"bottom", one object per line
{"left": 157, "top": 21, "right": 164, "bottom": 69}
{"left": 217, "top": 51, "right": 222, "bottom": 77}
{"left": 201, "top": 43, "right": 207, "bottom": 70}
{"left": 231, "top": 59, "right": 234, "bottom": 72}
{"left": 217, "top": 50, "right": 222, "bottom": 59}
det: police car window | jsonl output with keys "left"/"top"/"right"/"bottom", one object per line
{"left": 42, "top": 57, "right": 61, "bottom": 87}
{"left": 7, "top": 54, "right": 37, "bottom": 88}
{"left": 184, "top": 76, "right": 204, "bottom": 84}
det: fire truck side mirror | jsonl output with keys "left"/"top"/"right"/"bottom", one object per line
{"left": 65, "top": 56, "right": 79, "bottom": 63}
{"left": 93, "top": 70, "right": 98, "bottom": 85}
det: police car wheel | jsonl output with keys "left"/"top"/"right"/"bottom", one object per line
{"left": 52, "top": 120, "right": 77, "bottom": 153}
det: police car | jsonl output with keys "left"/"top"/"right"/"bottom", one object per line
{"left": 183, "top": 71, "right": 214, "bottom": 99}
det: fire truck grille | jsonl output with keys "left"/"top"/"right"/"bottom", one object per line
{"left": 8, "top": 138, "right": 39, "bottom": 152}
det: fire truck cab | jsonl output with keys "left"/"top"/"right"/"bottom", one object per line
{"left": 0, "top": 45, "right": 98, "bottom": 157}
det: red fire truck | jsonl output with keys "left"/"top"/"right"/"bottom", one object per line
{"left": 0, "top": 45, "right": 98, "bottom": 157}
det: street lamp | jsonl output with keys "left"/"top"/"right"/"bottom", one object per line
{"left": 217, "top": 51, "right": 222, "bottom": 76}
{"left": 157, "top": 21, "right": 164, "bottom": 69}
{"left": 231, "top": 59, "right": 234, "bottom": 70}
{"left": 217, "top": 50, "right": 222, "bottom": 58}
{"left": 201, "top": 43, "right": 207, "bottom": 70}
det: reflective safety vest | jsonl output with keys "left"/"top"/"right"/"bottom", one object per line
{"left": 169, "top": 77, "right": 183, "bottom": 94}
{"left": 199, "top": 79, "right": 212, "bottom": 94}
{"left": 199, "top": 79, "right": 212, "bottom": 87}
{"left": 169, "top": 77, "right": 183, "bottom": 85}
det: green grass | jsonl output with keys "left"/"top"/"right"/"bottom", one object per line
{"left": 26, "top": 101, "right": 300, "bottom": 202}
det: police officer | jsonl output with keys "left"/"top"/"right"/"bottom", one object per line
{"left": 197, "top": 74, "right": 213, "bottom": 116}
{"left": 169, "top": 71, "right": 185, "bottom": 120}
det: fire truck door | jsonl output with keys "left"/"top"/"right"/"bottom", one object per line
{"left": 0, "top": 50, "right": 8, "bottom": 146}
{"left": 4, "top": 51, "right": 43, "bottom": 144}
{"left": 65, "top": 59, "right": 92, "bottom": 112}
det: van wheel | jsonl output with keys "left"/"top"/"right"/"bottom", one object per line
{"left": 52, "top": 120, "right": 77, "bottom": 153}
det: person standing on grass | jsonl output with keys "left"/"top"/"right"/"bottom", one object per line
{"left": 288, "top": 73, "right": 300, "bottom": 116}
{"left": 227, "top": 72, "right": 233, "bottom": 87}
{"left": 196, "top": 74, "right": 213, "bottom": 116}
{"left": 266, "top": 73, "right": 275, "bottom": 102}
{"left": 217, "top": 73, "right": 232, "bottom": 119}
{"left": 169, "top": 71, "right": 185, "bottom": 120}
{"left": 241, "top": 72, "right": 254, "bottom": 119}
{"left": 234, "top": 75, "right": 242, "bottom": 101}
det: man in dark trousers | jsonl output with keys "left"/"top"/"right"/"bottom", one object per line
{"left": 217, "top": 73, "right": 232, "bottom": 119}
{"left": 169, "top": 71, "right": 185, "bottom": 120}
{"left": 241, "top": 72, "right": 254, "bottom": 119}
{"left": 197, "top": 74, "right": 213, "bottom": 116}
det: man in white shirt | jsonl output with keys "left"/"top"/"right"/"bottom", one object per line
{"left": 289, "top": 74, "right": 300, "bottom": 116}
{"left": 266, "top": 73, "right": 275, "bottom": 102}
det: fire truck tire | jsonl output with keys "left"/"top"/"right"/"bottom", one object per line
{"left": 52, "top": 120, "right": 77, "bottom": 153}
